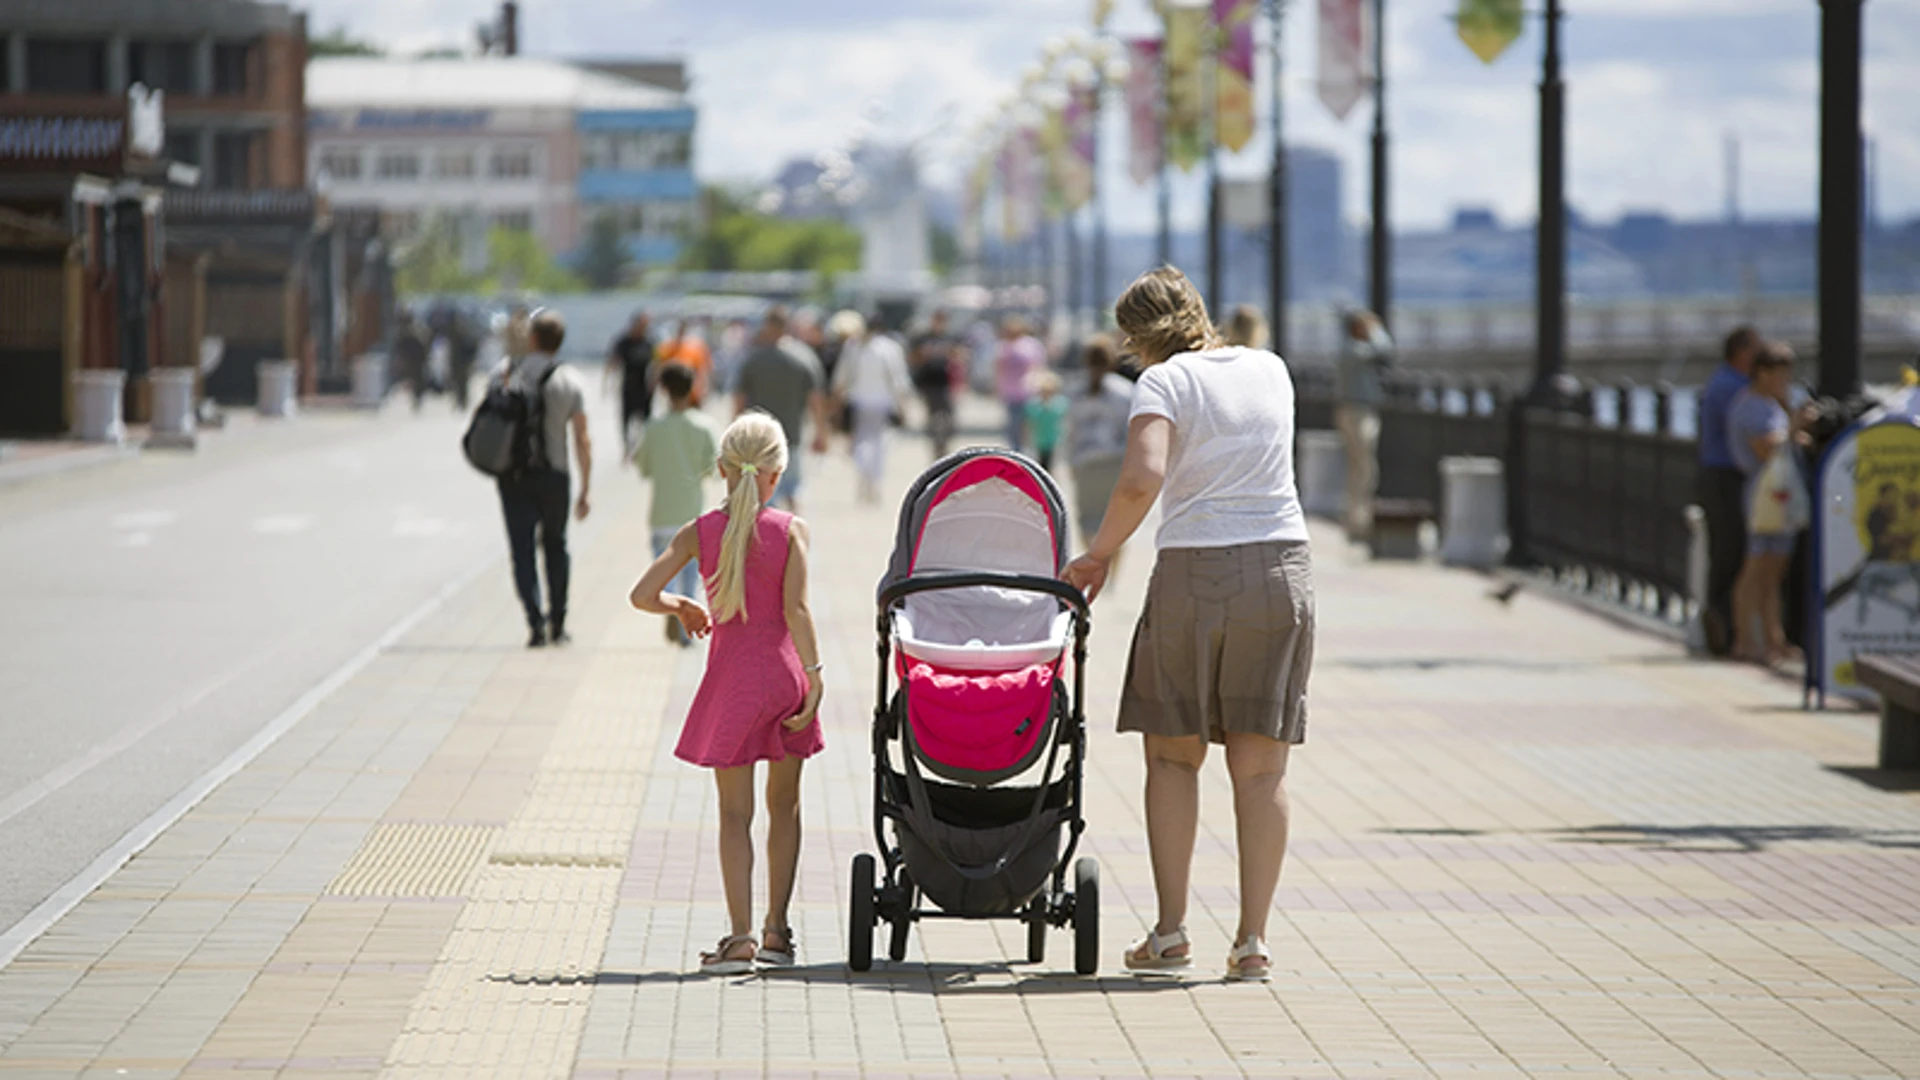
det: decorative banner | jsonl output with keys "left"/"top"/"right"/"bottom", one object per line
{"left": 1063, "top": 82, "right": 1098, "bottom": 210}
{"left": 1125, "top": 37, "right": 1163, "bottom": 186}
{"left": 1093, "top": 0, "right": 1116, "bottom": 30}
{"left": 1456, "top": 0, "right": 1524, "bottom": 64}
{"left": 961, "top": 153, "right": 991, "bottom": 257}
{"left": 999, "top": 126, "right": 1043, "bottom": 241}
{"left": 1317, "top": 0, "right": 1369, "bottom": 122}
{"left": 1812, "top": 416, "right": 1920, "bottom": 701}
{"left": 1163, "top": 2, "right": 1208, "bottom": 171}
{"left": 1040, "top": 103, "right": 1070, "bottom": 217}
{"left": 1214, "top": 0, "right": 1257, "bottom": 152}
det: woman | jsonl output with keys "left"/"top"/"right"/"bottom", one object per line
{"left": 1728, "top": 342, "right": 1805, "bottom": 666}
{"left": 830, "top": 312, "right": 912, "bottom": 504}
{"left": 1065, "top": 334, "right": 1135, "bottom": 560}
{"left": 1221, "top": 303, "right": 1268, "bottom": 350}
{"left": 1064, "top": 267, "right": 1314, "bottom": 982}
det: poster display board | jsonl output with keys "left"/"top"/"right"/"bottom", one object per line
{"left": 1810, "top": 417, "right": 1920, "bottom": 703}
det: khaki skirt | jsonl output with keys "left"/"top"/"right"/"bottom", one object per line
{"left": 1118, "top": 541, "right": 1314, "bottom": 744}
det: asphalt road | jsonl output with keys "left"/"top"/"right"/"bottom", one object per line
{"left": 0, "top": 384, "right": 620, "bottom": 937}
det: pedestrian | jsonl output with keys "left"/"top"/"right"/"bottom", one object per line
{"left": 1064, "top": 266, "right": 1313, "bottom": 983}
{"left": 1729, "top": 342, "right": 1807, "bottom": 667}
{"left": 714, "top": 317, "right": 752, "bottom": 395}
{"left": 1335, "top": 309, "right": 1391, "bottom": 541}
{"left": 659, "top": 320, "right": 713, "bottom": 406}
{"left": 491, "top": 308, "right": 593, "bottom": 648}
{"left": 734, "top": 305, "right": 830, "bottom": 512}
{"left": 635, "top": 363, "right": 721, "bottom": 646}
{"left": 910, "top": 310, "right": 963, "bottom": 459}
{"left": 1066, "top": 334, "right": 1135, "bottom": 557}
{"left": 448, "top": 306, "right": 481, "bottom": 410}
{"left": 996, "top": 315, "right": 1045, "bottom": 453}
{"left": 831, "top": 312, "right": 912, "bottom": 504}
{"left": 605, "top": 311, "right": 656, "bottom": 455}
{"left": 392, "top": 307, "right": 430, "bottom": 413}
{"left": 1222, "top": 303, "right": 1268, "bottom": 350}
{"left": 1698, "top": 325, "right": 1761, "bottom": 656}
{"left": 627, "top": 413, "right": 825, "bottom": 973}
{"left": 1029, "top": 370, "right": 1067, "bottom": 472}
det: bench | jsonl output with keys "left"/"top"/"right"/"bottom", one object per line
{"left": 1853, "top": 653, "right": 1920, "bottom": 769}
{"left": 1369, "top": 498, "right": 1433, "bottom": 561}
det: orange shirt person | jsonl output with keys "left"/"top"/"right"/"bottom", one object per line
{"left": 659, "top": 324, "right": 713, "bottom": 405}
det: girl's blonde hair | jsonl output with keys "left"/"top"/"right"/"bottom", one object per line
{"left": 1114, "top": 266, "right": 1220, "bottom": 364}
{"left": 707, "top": 413, "right": 789, "bottom": 624}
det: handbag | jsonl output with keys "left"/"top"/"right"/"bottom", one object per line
{"left": 1748, "top": 450, "right": 1810, "bottom": 535}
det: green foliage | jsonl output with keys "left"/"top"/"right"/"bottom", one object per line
{"left": 680, "top": 186, "right": 861, "bottom": 277}
{"left": 929, "top": 223, "right": 958, "bottom": 275}
{"left": 395, "top": 216, "right": 582, "bottom": 298}
{"left": 310, "top": 26, "right": 384, "bottom": 57}
{"left": 579, "top": 212, "right": 633, "bottom": 291}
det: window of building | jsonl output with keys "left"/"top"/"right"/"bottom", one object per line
{"left": 580, "top": 131, "right": 692, "bottom": 173}
{"left": 642, "top": 201, "right": 694, "bottom": 237}
{"left": 165, "top": 129, "right": 199, "bottom": 166}
{"left": 493, "top": 208, "right": 534, "bottom": 233}
{"left": 25, "top": 39, "right": 108, "bottom": 94}
{"left": 319, "top": 146, "right": 362, "bottom": 181}
{"left": 434, "top": 151, "right": 474, "bottom": 180}
{"left": 490, "top": 147, "right": 535, "bottom": 180}
{"left": 211, "top": 132, "right": 252, "bottom": 189}
{"left": 129, "top": 41, "right": 195, "bottom": 93}
{"left": 212, "top": 41, "right": 251, "bottom": 97}
{"left": 375, "top": 150, "right": 420, "bottom": 181}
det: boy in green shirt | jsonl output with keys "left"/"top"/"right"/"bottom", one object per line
{"left": 1029, "top": 370, "right": 1068, "bottom": 472}
{"left": 635, "top": 364, "right": 721, "bottom": 645}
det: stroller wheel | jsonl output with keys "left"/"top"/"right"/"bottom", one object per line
{"left": 1072, "top": 858, "right": 1099, "bottom": 976}
{"left": 1026, "top": 898, "right": 1047, "bottom": 964}
{"left": 849, "top": 853, "right": 877, "bottom": 972}
{"left": 888, "top": 870, "right": 916, "bottom": 962}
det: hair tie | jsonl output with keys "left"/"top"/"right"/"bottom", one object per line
{"left": 739, "top": 463, "right": 759, "bottom": 476}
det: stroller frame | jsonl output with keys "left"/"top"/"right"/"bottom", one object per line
{"left": 849, "top": 568, "right": 1098, "bottom": 974}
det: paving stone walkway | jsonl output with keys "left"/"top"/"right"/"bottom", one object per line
{"left": 1, "top": 400, "right": 1916, "bottom": 1079}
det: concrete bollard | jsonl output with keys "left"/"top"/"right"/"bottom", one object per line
{"left": 1298, "top": 430, "right": 1346, "bottom": 520}
{"left": 257, "top": 359, "right": 298, "bottom": 419}
{"left": 1438, "top": 456, "right": 1508, "bottom": 567}
{"left": 1683, "top": 504, "right": 1708, "bottom": 655}
{"left": 73, "top": 369, "right": 127, "bottom": 444}
{"left": 350, "top": 353, "right": 387, "bottom": 409}
{"left": 147, "top": 368, "right": 197, "bottom": 449}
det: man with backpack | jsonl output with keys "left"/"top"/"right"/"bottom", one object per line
{"left": 477, "top": 308, "right": 592, "bottom": 648}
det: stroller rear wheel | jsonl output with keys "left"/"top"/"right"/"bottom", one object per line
{"left": 1073, "top": 858, "right": 1099, "bottom": 976}
{"left": 1026, "top": 897, "right": 1048, "bottom": 964}
{"left": 849, "top": 853, "right": 877, "bottom": 971}
{"left": 888, "top": 870, "right": 916, "bottom": 962}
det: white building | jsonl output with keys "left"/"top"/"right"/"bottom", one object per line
{"left": 306, "top": 56, "right": 697, "bottom": 265}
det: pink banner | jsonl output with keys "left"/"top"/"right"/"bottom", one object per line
{"left": 1318, "top": 0, "right": 1369, "bottom": 121}
{"left": 1125, "top": 37, "right": 1162, "bottom": 186}
{"left": 1215, "top": 0, "right": 1257, "bottom": 151}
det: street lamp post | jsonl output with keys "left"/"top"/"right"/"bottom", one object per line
{"left": 1266, "top": 0, "right": 1288, "bottom": 355}
{"left": 1508, "top": 0, "right": 1567, "bottom": 566}
{"left": 1368, "top": 0, "right": 1390, "bottom": 329}
{"left": 1818, "top": 0, "right": 1864, "bottom": 400}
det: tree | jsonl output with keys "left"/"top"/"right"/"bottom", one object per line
{"left": 579, "top": 212, "right": 633, "bottom": 291}
{"left": 395, "top": 215, "right": 582, "bottom": 298}
{"left": 679, "top": 186, "right": 861, "bottom": 278}
{"left": 310, "top": 26, "right": 384, "bottom": 57}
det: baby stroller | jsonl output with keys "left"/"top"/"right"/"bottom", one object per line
{"left": 850, "top": 449, "right": 1099, "bottom": 974}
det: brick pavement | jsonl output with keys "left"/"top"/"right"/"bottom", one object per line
{"left": 1, "top": 403, "right": 1916, "bottom": 1078}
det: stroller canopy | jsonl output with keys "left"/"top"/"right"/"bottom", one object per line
{"left": 881, "top": 450, "right": 1068, "bottom": 591}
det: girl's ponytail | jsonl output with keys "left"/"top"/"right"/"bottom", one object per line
{"left": 706, "top": 413, "right": 789, "bottom": 624}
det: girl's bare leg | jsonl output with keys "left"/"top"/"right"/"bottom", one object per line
{"left": 763, "top": 756, "right": 804, "bottom": 947}
{"left": 712, "top": 765, "right": 756, "bottom": 938}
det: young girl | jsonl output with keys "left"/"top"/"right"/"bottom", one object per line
{"left": 629, "top": 413, "right": 826, "bottom": 973}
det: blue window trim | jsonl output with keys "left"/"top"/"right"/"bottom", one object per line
{"left": 577, "top": 108, "right": 696, "bottom": 133}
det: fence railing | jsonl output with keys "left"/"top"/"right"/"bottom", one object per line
{"left": 1297, "top": 365, "right": 1702, "bottom": 614}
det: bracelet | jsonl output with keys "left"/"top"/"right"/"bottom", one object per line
{"left": 803, "top": 663, "right": 824, "bottom": 674}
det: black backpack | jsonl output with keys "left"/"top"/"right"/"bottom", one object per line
{"left": 462, "top": 363, "right": 556, "bottom": 478}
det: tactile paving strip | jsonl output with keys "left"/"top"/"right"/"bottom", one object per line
{"left": 324, "top": 822, "right": 499, "bottom": 898}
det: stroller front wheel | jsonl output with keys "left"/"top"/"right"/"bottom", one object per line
{"left": 888, "top": 869, "right": 916, "bottom": 962}
{"left": 1026, "top": 898, "right": 1048, "bottom": 964}
{"left": 1073, "top": 857, "right": 1100, "bottom": 976}
{"left": 849, "top": 853, "right": 877, "bottom": 971}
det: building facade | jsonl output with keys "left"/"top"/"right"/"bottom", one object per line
{"left": 307, "top": 57, "right": 696, "bottom": 268}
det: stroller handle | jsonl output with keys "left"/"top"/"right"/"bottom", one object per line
{"left": 878, "top": 571, "right": 1091, "bottom": 620}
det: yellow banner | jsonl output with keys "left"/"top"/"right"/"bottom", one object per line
{"left": 1163, "top": 3, "right": 1207, "bottom": 172}
{"left": 1215, "top": 0, "right": 1256, "bottom": 152}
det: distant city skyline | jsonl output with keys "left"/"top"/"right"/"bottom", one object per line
{"left": 300, "top": 0, "right": 1920, "bottom": 232}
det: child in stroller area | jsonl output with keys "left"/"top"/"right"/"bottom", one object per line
{"left": 628, "top": 413, "right": 827, "bottom": 974}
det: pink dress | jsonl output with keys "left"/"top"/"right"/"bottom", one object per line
{"left": 674, "top": 507, "right": 824, "bottom": 768}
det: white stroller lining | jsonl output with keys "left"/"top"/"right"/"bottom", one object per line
{"left": 896, "top": 591, "right": 1070, "bottom": 672}
{"left": 915, "top": 478, "right": 1056, "bottom": 578}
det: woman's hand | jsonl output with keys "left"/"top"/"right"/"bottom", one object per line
{"left": 783, "top": 672, "right": 823, "bottom": 731}
{"left": 675, "top": 598, "right": 713, "bottom": 638}
{"left": 1064, "top": 553, "right": 1111, "bottom": 603}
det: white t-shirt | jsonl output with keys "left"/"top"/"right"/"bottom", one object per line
{"left": 1129, "top": 345, "right": 1309, "bottom": 550}
{"left": 833, "top": 334, "right": 911, "bottom": 408}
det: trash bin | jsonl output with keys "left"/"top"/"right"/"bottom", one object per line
{"left": 1298, "top": 430, "right": 1345, "bottom": 520}
{"left": 1438, "top": 456, "right": 1507, "bottom": 567}
{"left": 148, "top": 368, "right": 197, "bottom": 449}
{"left": 257, "top": 359, "right": 298, "bottom": 419}
{"left": 350, "top": 353, "right": 387, "bottom": 410}
{"left": 73, "top": 369, "right": 127, "bottom": 444}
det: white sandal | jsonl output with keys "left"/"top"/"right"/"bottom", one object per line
{"left": 1123, "top": 925, "right": 1192, "bottom": 972}
{"left": 700, "top": 933, "right": 758, "bottom": 976}
{"left": 1226, "top": 936, "right": 1272, "bottom": 982}
{"left": 757, "top": 926, "right": 795, "bottom": 967}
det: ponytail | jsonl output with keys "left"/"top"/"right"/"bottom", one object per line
{"left": 706, "top": 413, "right": 789, "bottom": 624}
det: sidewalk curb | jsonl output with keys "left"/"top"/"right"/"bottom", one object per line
{"left": 0, "top": 551, "right": 499, "bottom": 970}
{"left": 0, "top": 442, "right": 140, "bottom": 488}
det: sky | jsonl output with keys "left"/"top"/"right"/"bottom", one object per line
{"left": 298, "top": 0, "right": 1920, "bottom": 233}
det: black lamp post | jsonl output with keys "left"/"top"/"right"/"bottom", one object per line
{"left": 1818, "top": 0, "right": 1864, "bottom": 400}
{"left": 1368, "top": 0, "right": 1390, "bottom": 330}
{"left": 1266, "top": 0, "right": 1287, "bottom": 355}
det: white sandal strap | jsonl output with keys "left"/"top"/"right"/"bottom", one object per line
{"left": 1228, "top": 936, "right": 1270, "bottom": 964}
{"left": 1140, "top": 925, "right": 1189, "bottom": 958}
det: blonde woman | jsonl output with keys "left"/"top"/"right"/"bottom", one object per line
{"left": 1221, "top": 303, "right": 1269, "bottom": 349}
{"left": 630, "top": 413, "right": 826, "bottom": 974}
{"left": 1064, "top": 267, "right": 1314, "bottom": 982}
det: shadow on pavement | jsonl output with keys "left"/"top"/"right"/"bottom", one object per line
{"left": 1379, "top": 821, "right": 1920, "bottom": 852}
{"left": 510, "top": 963, "right": 1198, "bottom": 994}
{"left": 1824, "top": 764, "right": 1920, "bottom": 793}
